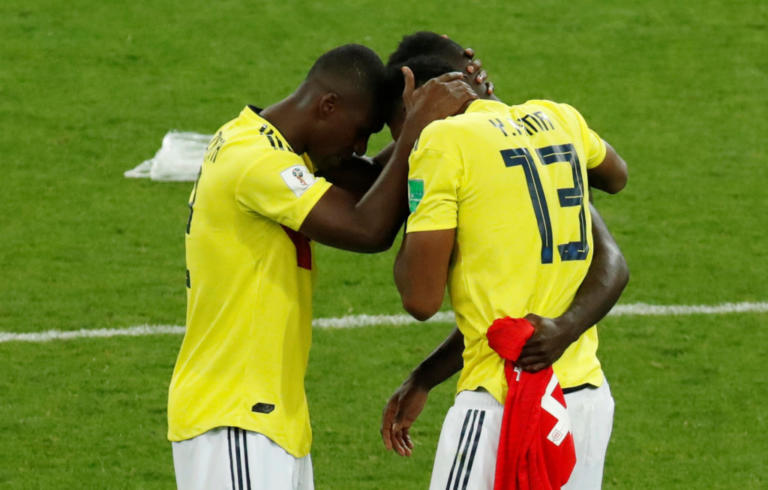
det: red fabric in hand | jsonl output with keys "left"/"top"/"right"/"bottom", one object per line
{"left": 486, "top": 317, "right": 576, "bottom": 490}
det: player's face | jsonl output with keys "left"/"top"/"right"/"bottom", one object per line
{"left": 311, "top": 99, "right": 376, "bottom": 167}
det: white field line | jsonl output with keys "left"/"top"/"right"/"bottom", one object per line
{"left": 1, "top": 302, "right": 767, "bottom": 344}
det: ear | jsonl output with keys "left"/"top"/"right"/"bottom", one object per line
{"left": 317, "top": 92, "right": 339, "bottom": 120}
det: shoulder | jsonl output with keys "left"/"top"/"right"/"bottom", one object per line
{"left": 522, "top": 99, "right": 585, "bottom": 122}
{"left": 419, "top": 109, "right": 496, "bottom": 149}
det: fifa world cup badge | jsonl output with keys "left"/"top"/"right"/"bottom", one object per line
{"left": 281, "top": 165, "right": 316, "bottom": 197}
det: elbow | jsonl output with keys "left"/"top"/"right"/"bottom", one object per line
{"left": 401, "top": 294, "right": 441, "bottom": 322}
{"left": 615, "top": 253, "right": 630, "bottom": 292}
{"left": 357, "top": 228, "right": 396, "bottom": 253}
{"left": 345, "top": 221, "right": 397, "bottom": 253}
{"left": 621, "top": 260, "right": 630, "bottom": 290}
{"left": 605, "top": 173, "right": 628, "bottom": 194}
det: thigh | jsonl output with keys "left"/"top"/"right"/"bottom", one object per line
{"left": 562, "top": 380, "right": 615, "bottom": 490}
{"left": 429, "top": 391, "right": 504, "bottom": 490}
{"left": 172, "top": 427, "right": 314, "bottom": 490}
{"left": 173, "top": 427, "right": 232, "bottom": 490}
{"left": 240, "top": 430, "right": 314, "bottom": 490}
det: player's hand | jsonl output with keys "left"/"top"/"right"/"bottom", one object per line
{"left": 400, "top": 66, "right": 477, "bottom": 139}
{"left": 461, "top": 45, "right": 494, "bottom": 95}
{"left": 516, "top": 313, "right": 577, "bottom": 372}
{"left": 380, "top": 377, "right": 429, "bottom": 457}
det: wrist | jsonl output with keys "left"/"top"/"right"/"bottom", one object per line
{"left": 554, "top": 312, "right": 586, "bottom": 343}
{"left": 408, "top": 364, "right": 437, "bottom": 392}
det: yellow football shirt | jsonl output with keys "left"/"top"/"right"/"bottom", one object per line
{"left": 406, "top": 99, "right": 607, "bottom": 403}
{"left": 167, "top": 106, "right": 332, "bottom": 458}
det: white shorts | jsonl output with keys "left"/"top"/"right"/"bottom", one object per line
{"left": 561, "top": 381, "right": 615, "bottom": 490}
{"left": 429, "top": 381, "right": 614, "bottom": 490}
{"left": 172, "top": 427, "right": 314, "bottom": 490}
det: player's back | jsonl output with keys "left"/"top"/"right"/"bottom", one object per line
{"left": 407, "top": 98, "right": 606, "bottom": 402}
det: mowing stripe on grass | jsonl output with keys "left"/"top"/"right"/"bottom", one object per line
{"left": 1, "top": 302, "right": 767, "bottom": 344}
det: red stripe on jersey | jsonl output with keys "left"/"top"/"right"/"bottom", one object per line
{"left": 281, "top": 225, "right": 312, "bottom": 270}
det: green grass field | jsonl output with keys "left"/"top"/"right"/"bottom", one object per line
{"left": 1, "top": 0, "right": 766, "bottom": 488}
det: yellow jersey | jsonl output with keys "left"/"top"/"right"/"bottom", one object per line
{"left": 168, "top": 106, "right": 332, "bottom": 458}
{"left": 406, "top": 99, "right": 607, "bottom": 403}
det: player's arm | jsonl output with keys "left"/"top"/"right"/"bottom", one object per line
{"left": 381, "top": 326, "right": 463, "bottom": 456}
{"left": 394, "top": 228, "right": 455, "bottom": 320}
{"left": 300, "top": 69, "right": 476, "bottom": 253}
{"left": 381, "top": 205, "right": 629, "bottom": 455}
{"left": 588, "top": 141, "right": 628, "bottom": 194}
{"left": 517, "top": 204, "right": 629, "bottom": 371}
{"left": 316, "top": 156, "right": 382, "bottom": 200}
{"left": 380, "top": 227, "right": 456, "bottom": 456}
{"left": 315, "top": 143, "right": 397, "bottom": 200}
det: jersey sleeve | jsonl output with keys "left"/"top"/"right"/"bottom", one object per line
{"left": 405, "top": 123, "right": 463, "bottom": 233}
{"left": 235, "top": 151, "right": 332, "bottom": 231}
{"left": 558, "top": 103, "right": 607, "bottom": 169}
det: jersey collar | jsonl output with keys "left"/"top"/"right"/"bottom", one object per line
{"left": 242, "top": 105, "right": 295, "bottom": 153}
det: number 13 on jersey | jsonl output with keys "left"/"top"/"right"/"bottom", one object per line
{"left": 501, "top": 143, "right": 589, "bottom": 264}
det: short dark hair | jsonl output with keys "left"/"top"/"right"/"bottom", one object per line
{"left": 381, "top": 32, "right": 470, "bottom": 123}
{"left": 307, "top": 44, "right": 391, "bottom": 128}
{"left": 383, "top": 54, "right": 458, "bottom": 101}
{"left": 387, "top": 31, "right": 466, "bottom": 68}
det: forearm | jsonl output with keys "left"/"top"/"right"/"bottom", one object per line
{"left": 299, "top": 133, "right": 414, "bottom": 253}
{"left": 409, "top": 327, "right": 464, "bottom": 390}
{"left": 559, "top": 204, "right": 629, "bottom": 336}
{"left": 300, "top": 70, "right": 476, "bottom": 253}
{"left": 350, "top": 130, "right": 416, "bottom": 238}
{"left": 372, "top": 142, "right": 395, "bottom": 168}
{"left": 317, "top": 156, "right": 382, "bottom": 200}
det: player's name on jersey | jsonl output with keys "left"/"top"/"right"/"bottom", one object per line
{"left": 489, "top": 111, "right": 556, "bottom": 138}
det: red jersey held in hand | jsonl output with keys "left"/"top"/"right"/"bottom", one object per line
{"left": 486, "top": 317, "right": 576, "bottom": 490}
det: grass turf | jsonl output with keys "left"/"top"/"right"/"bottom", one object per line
{"left": 0, "top": 0, "right": 766, "bottom": 487}
{"left": 1, "top": 314, "right": 766, "bottom": 488}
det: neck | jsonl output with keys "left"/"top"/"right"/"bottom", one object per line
{"left": 259, "top": 94, "right": 309, "bottom": 154}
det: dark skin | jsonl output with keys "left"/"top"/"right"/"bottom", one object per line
{"left": 383, "top": 207, "right": 629, "bottom": 456}
{"left": 387, "top": 49, "right": 628, "bottom": 194}
{"left": 259, "top": 67, "right": 477, "bottom": 254}
{"left": 322, "top": 49, "right": 628, "bottom": 196}
{"left": 379, "top": 42, "right": 629, "bottom": 456}
{"left": 315, "top": 51, "right": 489, "bottom": 198}
{"left": 299, "top": 68, "right": 476, "bottom": 253}
{"left": 462, "top": 48, "right": 629, "bottom": 194}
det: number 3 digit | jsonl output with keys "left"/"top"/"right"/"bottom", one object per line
{"left": 501, "top": 143, "right": 589, "bottom": 264}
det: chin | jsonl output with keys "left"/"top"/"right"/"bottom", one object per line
{"left": 312, "top": 154, "right": 341, "bottom": 171}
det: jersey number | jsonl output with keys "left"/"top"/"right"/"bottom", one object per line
{"left": 500, "top": 143, "right": 589, "bottom": 264}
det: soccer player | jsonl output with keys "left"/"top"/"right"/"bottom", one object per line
{"left": 380, "top": 33, "right": 628, "bottom": 489}
{"left": 167, "top": 43, "right": 477, "bottom": 490}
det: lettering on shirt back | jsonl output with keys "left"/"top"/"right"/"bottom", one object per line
{"left": 488, "top": 111, "right": 556, "bottom": 138}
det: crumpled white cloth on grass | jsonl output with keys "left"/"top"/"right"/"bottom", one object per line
{"left": 125, "top": 131, "right": 212, "bottom": 182}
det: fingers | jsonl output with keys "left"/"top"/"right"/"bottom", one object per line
{"left": 463, "top": 47, "right": 475, "bottom": 59}
{"left": 430, "top": 70, "right": 465, "bottom": 84}
{"left": 380, "top": 398, "right": 398, "bottom": 451}
{"left": 524, "top": 312, "right": 544, "bottom": 325}
{"left": 520, "top": 362, "right": 548, "bottom": 373}
{"left": 475, "top": 70, "right": 488, "bottom": 85}
{"left": 517, "top": 350, "right": 553, "bottom": 372}
{"left": 486, "top": 81, "right": 494, "bottom": 95}
{"left": 465, "top": 58, "right": 482, "bottom": 75}
{"left": 391, "top": 423, "right": 413, "bottom": 457}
